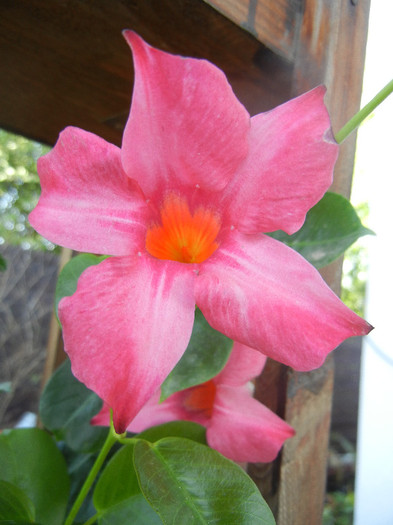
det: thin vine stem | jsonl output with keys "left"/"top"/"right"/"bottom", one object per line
{"left": 82, "top": 514, "right": 98, "bottom": 525}
{"left": 64, "top": 413, "right": 124, "bottom": 525}
{"left": 335, "top": 78, "right": 393, "bottom": 144}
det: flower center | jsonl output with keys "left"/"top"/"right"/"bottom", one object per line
{"left": 183, "top": 380, "right": 217, "bottom": 419}
{"left": 145, "top": 194, "right": 221, "bottom": 263}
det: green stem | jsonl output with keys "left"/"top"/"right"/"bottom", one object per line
{"left": 64, "top": 416, "right": 123, "bottom": 525}
{"left": 335, "top": 78, "right": 393, "bottom": 144}
{"left": 82, "top": 514, "right": 98, "bottom": 525}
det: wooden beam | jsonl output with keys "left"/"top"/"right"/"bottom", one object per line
{"left": 205, "top": 0, "right": 302, "bottom": 60}
{"left": 251, "top": 1, "right": 371, "bottom": 523}
{"left": 0, "top": 0, "right": 293, "bottom": 147}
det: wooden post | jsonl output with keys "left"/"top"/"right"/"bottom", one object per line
{"left": 248, "top": 1, "right": 370, "bottom": 523}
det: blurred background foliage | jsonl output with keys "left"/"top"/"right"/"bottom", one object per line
{"left": 0, "top": 129, "right": 56, "bottom": 253}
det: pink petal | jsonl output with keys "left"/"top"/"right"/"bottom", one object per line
{"left": 121, "top": 31, "right": 250, "bottom": 203}
{"left": 196, "top": 231, "right": 372, "bottom": 371}
{"left": 128, "top": 391, "right": 189, "bottom": 433}
{"left": 59, "top": 254, "right": 196, "bottom": 434}
{"left": 221, "top": 86, "right": 339, "bottom": 235}
{"left": 215, "top": 342, "right": 267, "bottom": 387}
{"left": 91, "top": 393, "right": 188, "bottom": 433}
{"left": 90, "top": 403, "right": 111, "bottom": 427}
{"left": 207, "top": 385, "right": 295, "bottom": 463}
{"left": 29, "top": 127, "right": 149, "bottom": 255}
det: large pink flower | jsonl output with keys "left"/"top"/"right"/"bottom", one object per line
{"left": 29, "top": 32, "right": 372, "bottom": 434}
{"left": 92, "top": 343, "right": 295, "bottom": 463}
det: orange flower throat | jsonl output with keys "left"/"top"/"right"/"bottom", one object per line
{"left": 146, "top": 195, "right": 221, "bottom": 263}
{"left": 183, "top": 380, "right": 217, "bottom": 418}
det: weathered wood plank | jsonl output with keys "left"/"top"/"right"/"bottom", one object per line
{"left": 251, "top": 1, "right": 370, "bottom": 523}
{"left": 0, "top": 0, "right": 293, "bottom": 147}
{"left": 205, "top": 0, "right": 302, "bottom": 59}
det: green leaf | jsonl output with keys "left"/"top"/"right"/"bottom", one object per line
{"left": 268, "top": 192, "right": 374, "bottom": 269}
{"left": 134, "top": 437, "right": 275, "bottom": 525}
{"left": 0, "top": 428, "right": 70, "bottom": 525}
{"left": 0, "top": 480, "right": 35, "bottom": 521}
{"left": 55, "top": 253, "right": 108, "bottom": 319}
{"left": 0, "top": 254, "right": 6, "bottom": 271}
{"left": 161, "top": 309, "right": 233, "bottom": 401}
{"left": 39, "top": 359, "right": 107, "bottom": 453}
{"left": 94, "top": 445, "right": 162, "bottom": 524}
{"left": 98, "top": 494, "right": 162, "bottom": 525}
{"left": 94, "top": 445, "right": 140, "bottom": 510}
{"left": 137, "top": 421, "right": 206, "bottom": 445}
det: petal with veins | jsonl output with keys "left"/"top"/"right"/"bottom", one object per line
{"left": 121, "top": 31, "right": 250, "bottom": 202}
{"left": 222, "top": 86, "right": 339, "bottom": 235}
{"left": 196, "top": 230, "right": 372, "bottom": 371}
{"left": 29, "top": 127, "right": 149, "bottom": 255}
{"left": 59, "top": 254, "right": 196, "bottom": 433}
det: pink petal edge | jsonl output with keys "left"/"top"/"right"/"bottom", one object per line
{"left": 29, "top": 127, "right": 149, "bottom": 256}
{"left": 121, "top": 31, "right": 250, "bottom": 204}
{"left": 208, "top": 385, "right": 295, "bottom": 463}
{"left": 59, "top": 254, "right": 196, "bottom": 433}
{"left": 221, "top": 86, "right": 339, "bottom": 235}
{"left": 196, "top": 230, "right": 372, "bottom": 371}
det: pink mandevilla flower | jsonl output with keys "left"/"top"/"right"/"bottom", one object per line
{"left": 29, "top": 32, "right": 372, "bottom": 434}
{"left": 92, "top": 342, "right": 294, "bottom": 463}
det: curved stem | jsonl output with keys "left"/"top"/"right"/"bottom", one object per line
{"left": 83, "top": 514, "right": 98, "bottom": 525}
{"left": 335, "top": 78, "right": 393, "bottom": 144}
{"left": 64, "top": 413, "right": 124, "bottom": 525}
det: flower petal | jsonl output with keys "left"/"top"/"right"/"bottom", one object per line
{"left": 59, "top": 254, "right": 196, "bottom": 433}
{"left": 91, "top": 393, "right": 188, "bottom": 434}
{"left": 121, "top": 31, "right": 250, "bottom": 201}
{"left": 196, "top": 231, "right": 372, "bottom": 371}
{"left": 215, "top": 342, "right": 267, "bottom": 387}
{"left": 207, "top": 385, "right": 294, "bottom": 463}
{"left": 29, "top": 127, "right": 149, "bottom": 255}
{"left": 128, "top": 391, "right": 188, "bottom": 433}
{"left": 222, "top": 86, "right": 338, "bottom": 235}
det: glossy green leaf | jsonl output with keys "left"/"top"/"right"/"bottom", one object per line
{"left": 0, "top": 480, "right": 35, "bottom": 521}
{"left": 61, "top": 444, "right": 99, "bottom": 522}
{"left": 134, "top": 437, "right": 275, "bottom": 525}
{"left": 39, "top": 359, "right": 107, "bottom": 453}
{"left": 94, "top": 444, "right": 140, "bottom": 510}
{"left": 0, "top": 254, "right": 6, "bottom": 271}
{"left": 55, "top": 253, "right": 107, "bottom": 319}
{"left": 0, "top": 521, "right": 39, "bottom": 525}
{"left": 137, "top": 421, "right": 206, "bottom": 445}
{"left": 0, "top": 428, "right": 70, "bottom": 525}
{"left": 268, "top": 192, "right": 374, "bottom": 269}
{"left": 98, "top": 494, "right": 162, "bottom": 525}
{"left": 94, "top": 444, "right": 162, "bottom": 524}
{"left": 161, "top": 309, "right": 233, "bottom": 401}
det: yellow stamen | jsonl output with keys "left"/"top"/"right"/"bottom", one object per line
{"left": 146, "top": 195, "right": 221, "bottom": 263}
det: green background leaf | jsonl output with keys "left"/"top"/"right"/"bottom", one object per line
{"left": 0, "top": 254, "right": 6, "bottom": 271}
{"left": 268, "top": 192, "right": 373, "bottom": 268}
{"left": 0, "top": 428, "right": 70, "bottom": 525}
{"left": 161, "top": 309, "right": 233, "bottom": 401}
{"left": 40, "top": 359, "right": 107, "bottom": 453}
{"left": 134, "top": 437, "right": 275, "bottom": 525}
{"left": 137, "top": 421, "right": 207, "bottom": 445}
{"left": 97, "top": 494, "right": 162, "bottom": 525}
{"left": 55, "top": 253, "right": 107, "bottom": 319}
{"left": 0, "top": 480, "right": 35, "bottom": 521}
{"left": 94, "top": 444, "right": 162, "bottom": 524}
{"left": 94, "top": 445, "right": 140, "bottom": 510}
